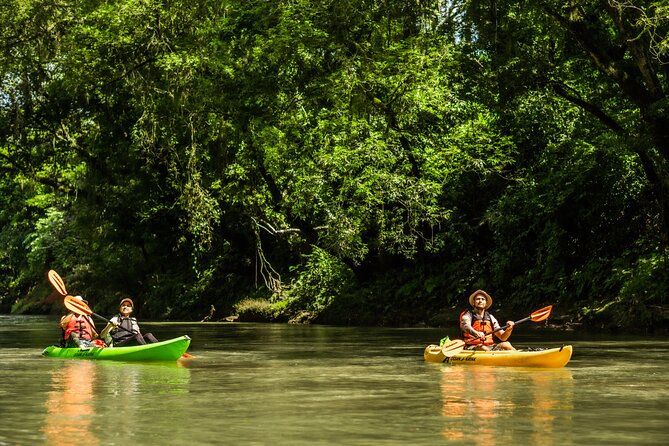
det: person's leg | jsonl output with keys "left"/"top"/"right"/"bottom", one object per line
{"left": 112, "top": 337, "right": 130, "bottom": 346}
{"left": 496, "top": 341, "right": 515, "bottom": 351}
{"left": 69, "top": 333, "right": 83, "bottom": 348}
{"left": 133, "top": 333, "right": 147, "bottom": 345}
{"left": 112, "top": 334, "right": 144, "bottom": 346}
{"left": 69, "top": 333, "right": 91, "bottom": 349}
{"left": 114, "top": 333, "right": 146, "bottom": 347}
{"left": 143, "top": 333, "right": 159, "bottom": 343}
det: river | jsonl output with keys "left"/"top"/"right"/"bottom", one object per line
{"left": 0, "top": 315, "right": 668, "bottom": 445}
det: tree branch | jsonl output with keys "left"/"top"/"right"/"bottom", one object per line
{"left": 550, "top": 82, "right": 625, "bottom": 134}
{"left": 540, "top": 2, "right": 657, "bottom": 107}
{"left": 256, "top": 219, "right": 327, "bottom": 236}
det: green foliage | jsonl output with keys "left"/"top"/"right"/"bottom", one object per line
{"left": 283, "top": 247, "right": 354, "bottom": 318}
{"left": 578, "top": 251, "right": 669, "bottom": 331}
{"left": 1, "top": 0, "right": 668, "bottom": 333}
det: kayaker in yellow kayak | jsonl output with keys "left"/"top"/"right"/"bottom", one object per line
{"left": 100, "top": 298, "right": 159, "bottom": 346}
{"left": 460, "top": 290, "right": 515, "bottom": 351}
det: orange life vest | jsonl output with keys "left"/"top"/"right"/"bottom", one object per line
{"left": 460, "top": 310, "right": 494, "bottom": 346}
{"left": 62, "top": 314, "right": 96, "bottom": 341}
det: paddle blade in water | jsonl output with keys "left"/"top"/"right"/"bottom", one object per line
{"left": 530, "top": 305, "right": 552, "bottom": 322}
{"left": 64, "top": 295, "right": 93, "bottom": 316}
{"left": 48, "top": 270, "right": 68, "bottom": 296}
{"left": 441, "top": 339, "right": 466, "bottom": 357}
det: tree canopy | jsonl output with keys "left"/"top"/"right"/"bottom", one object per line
{"left": 1, "top": 0, "right": 667, "bottom": 332}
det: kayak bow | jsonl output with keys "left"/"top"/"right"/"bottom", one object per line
{"left": 424, "top": 344, "right": 572, "bottom": 368}
{"left": 42, "top": 335, "right": 191, "bottom": 362}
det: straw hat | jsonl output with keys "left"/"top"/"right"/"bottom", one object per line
{"left": 119, "top": 298, "right": 134, "bottom": 309}
{"left": 468, "top": 290, "right": 492, "bottom": 309}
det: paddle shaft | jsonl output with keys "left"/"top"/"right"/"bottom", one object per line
{"left": 90, "top": 311, "right": 136, "bottom": 335}
{"left": 494, "top": 315, "right": 531, "bottom": 335}
{"left": 467, "top": 305, "right": 552, "bottom": 344}
{"left": 464, "top": 319, "right": 519, "bottom": 346}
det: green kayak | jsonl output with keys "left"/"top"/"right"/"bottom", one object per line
{"left": 42, "top": 335, "right": 191, "bottom": 362}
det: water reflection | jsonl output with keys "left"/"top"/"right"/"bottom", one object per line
{"left": 440, "top": 366, "right": 574, "bottom": 444}
{"left": 42, "top": 360, "right": 191, "bottom": 445}
{"left": 97, "top": 361, "right": 192, "bottom": 395}
{"left": 43, "top": 361, "right": 99, "bottom": 446}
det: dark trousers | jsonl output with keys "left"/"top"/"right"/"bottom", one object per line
{"left": 114, "top": 332, "right": 159, "bottom": 346}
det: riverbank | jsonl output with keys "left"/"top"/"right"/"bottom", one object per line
{"left": 228, "top": 298, "right": 669, "bottom": 335}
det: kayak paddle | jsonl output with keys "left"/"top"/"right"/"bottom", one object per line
{"left": 466, "top": 305, "right": 553, "bottom": 344}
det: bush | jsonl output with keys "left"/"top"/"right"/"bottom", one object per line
{"left": 233, "top": 298, "right": 275, "bottom": 322}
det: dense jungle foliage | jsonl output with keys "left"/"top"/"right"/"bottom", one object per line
{"left": 1, "top": 0, "right": 669, "bottom": 333}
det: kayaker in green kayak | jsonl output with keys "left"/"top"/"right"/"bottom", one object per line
{"left": 459, "top": 290, "right": 516, "bottom": 351}
{"left": 60, "top": 296, "right": 110, "bottom": 349}
{"left": 100, "top": 298, "right": 159, "bottom": 346}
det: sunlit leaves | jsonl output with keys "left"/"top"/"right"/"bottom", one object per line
{"left": 1, "top": 0, "right": 664, "bottom": 328}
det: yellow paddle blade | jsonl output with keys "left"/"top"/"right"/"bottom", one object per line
{"left": 530, "top": 305, "right": 552, "bottom": 322}
{"left": 441, "top": 339, "right": 466, "bottom": 357}
{"left": 64, "top": 295, "right": 93, "bottom": 316}
{"left": 48, "top": 270, "right": 68, "bottom": 296}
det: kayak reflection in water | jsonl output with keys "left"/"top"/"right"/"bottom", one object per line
{"left": 43, "top": 361, "right": 99, "bottom": 446}
{"left": 459, "top": 290, "right": 515, "bottom": 351}
{"left": 100, "top": 298, "right": 159, "bottom": 347}
{"left": 440, "top": 366, "right": 498, "bottom": 443}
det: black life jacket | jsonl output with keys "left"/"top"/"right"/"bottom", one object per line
{"left": 111, "top": 315, "right": 140, "bottom": 343}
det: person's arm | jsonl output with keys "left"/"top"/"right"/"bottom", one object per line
{"left": 492, "top": 315, "right": 514, "bottom": 341}
{"left": 100, "top": 316, "right": 118, "bottom": 339}
{"left": 100, "top": 323, "right": 113, "bottom": 339}
{"left": 460, "top": 312, "right": 485, "bottom": 339}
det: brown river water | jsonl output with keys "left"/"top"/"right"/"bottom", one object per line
{"left": 0, "top": 315, "right": 668, "bottom": 445}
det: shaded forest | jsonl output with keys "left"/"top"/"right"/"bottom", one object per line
{"left": 1, "top": 0, "right": 668, "bottom": 333}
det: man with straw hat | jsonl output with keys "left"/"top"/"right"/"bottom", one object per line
{"left": 459, "top": 290, "right": 515, "bottom": 351}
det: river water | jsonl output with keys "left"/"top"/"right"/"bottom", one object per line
{"left": 0, "top": 315, "right": 668, "bottom": 445}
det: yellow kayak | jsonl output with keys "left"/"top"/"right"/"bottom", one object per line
{"left": 424, "top": 344, "right": 573, "bottom": 368}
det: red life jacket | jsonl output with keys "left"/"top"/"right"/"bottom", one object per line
{"left": 460, "top": 310, "right": 494, "bottom": 346}
{"left": 62, "top": 314, "right": 95, "bottom": 341}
